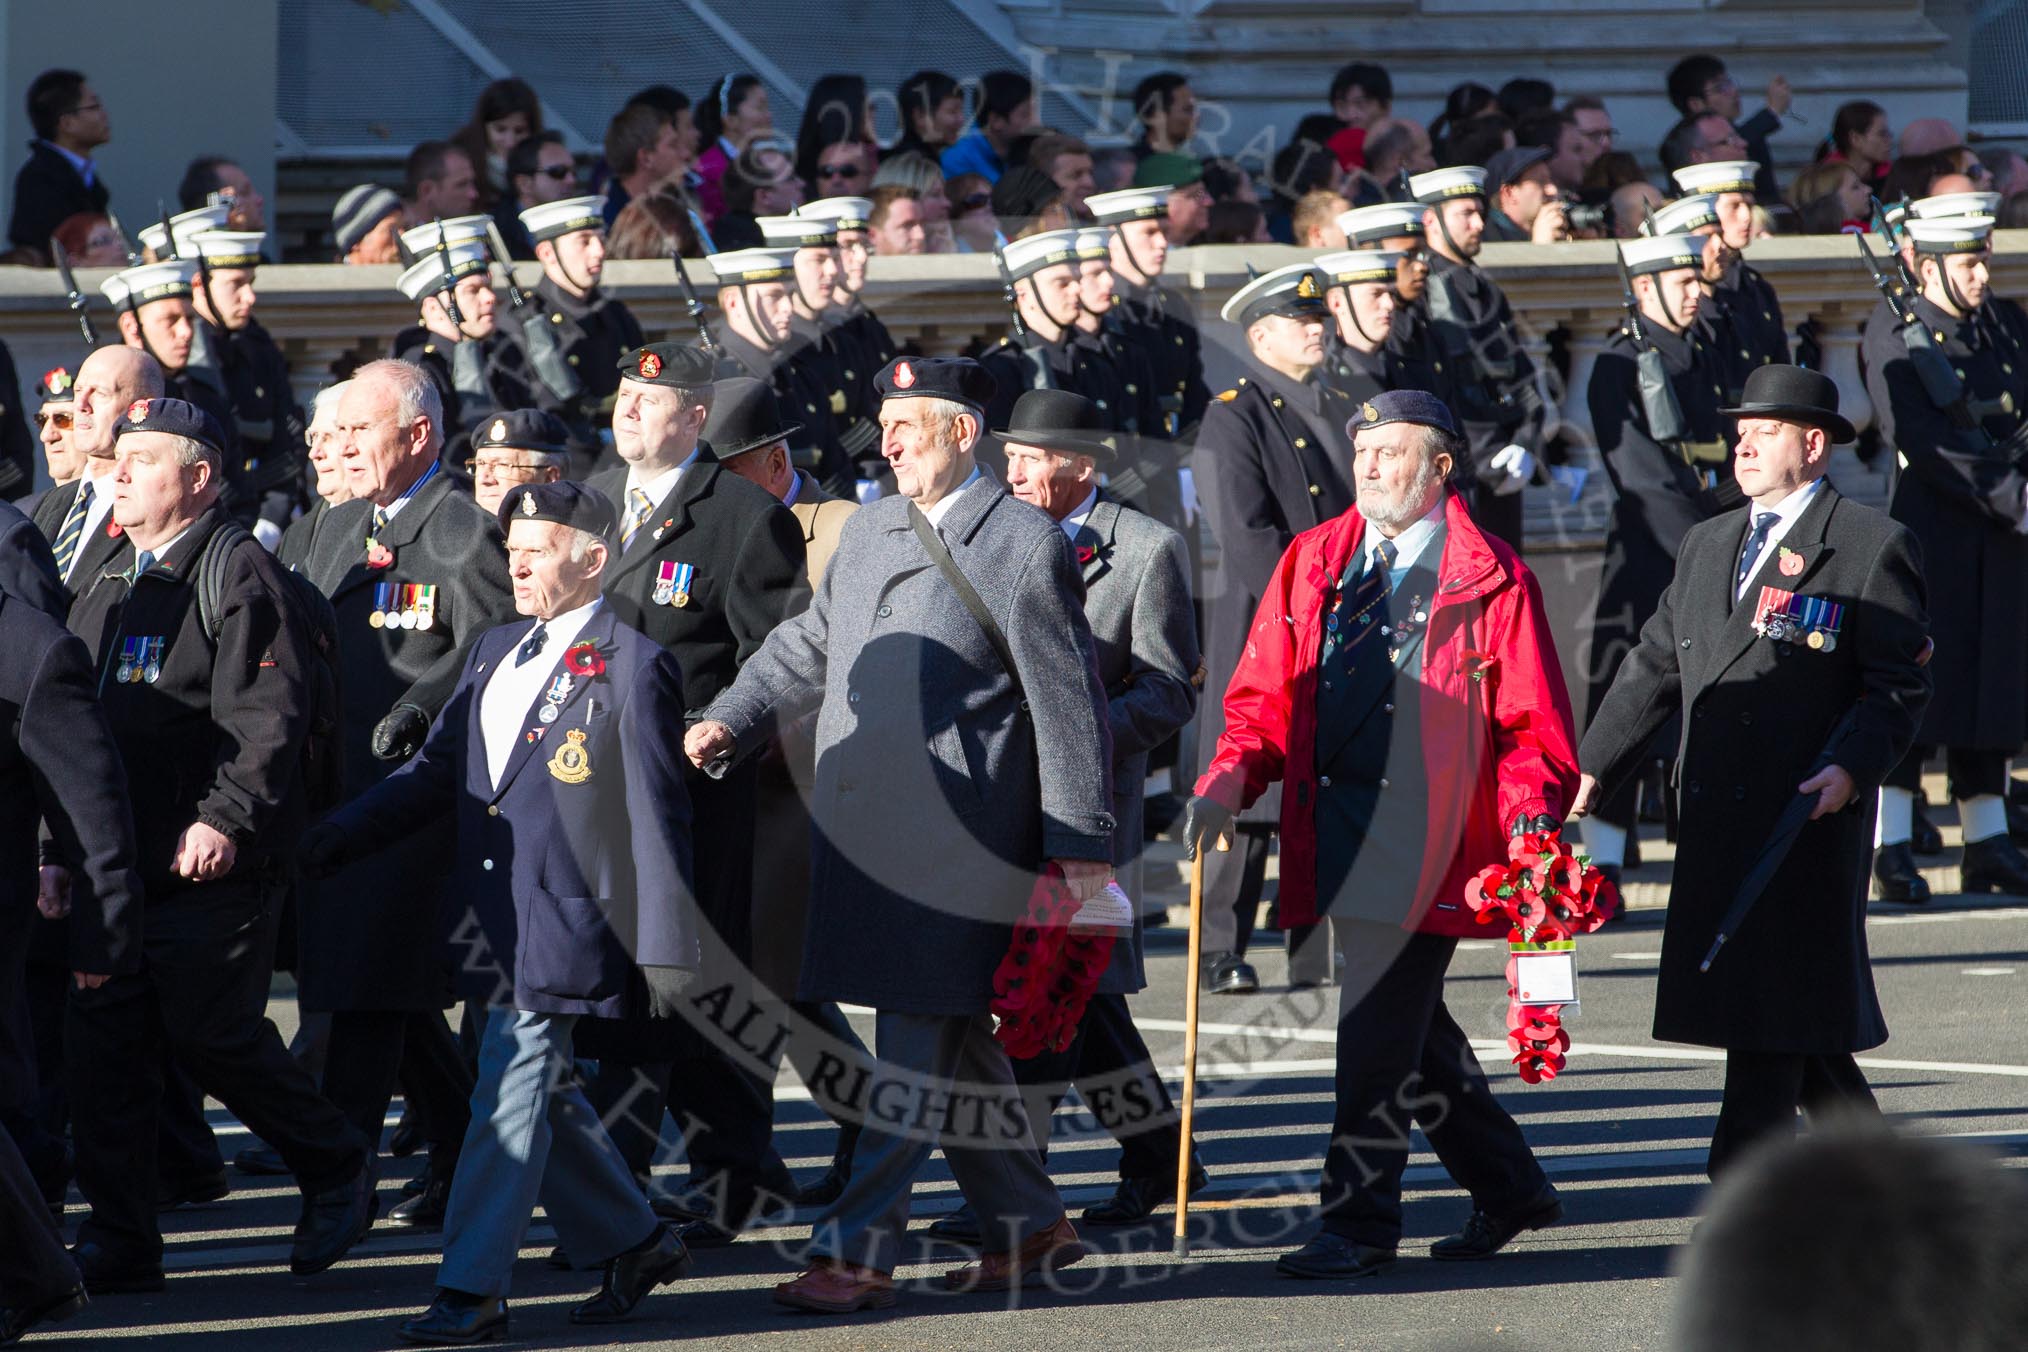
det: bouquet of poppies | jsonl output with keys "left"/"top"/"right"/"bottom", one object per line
{"left": 989, "top": 864, "right": 1117, "bottom": 1058}
{"left": 1463, "top": 830, "right": 1618, "bottom": 1084}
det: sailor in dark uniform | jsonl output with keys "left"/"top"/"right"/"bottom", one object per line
{"left": 515, "top": 195, "right": 645, "bottom": 475}
{"left": 1317, "top": 248, "right": 1416, "bottom": 403}
{"left": 1337, "top": 202, "right": 1443, "bottom": 397}
{"left": 757, "top": 213, "right": 880, "bottom": 490}
{"left": 975, "top": 229, "right": 1128, "bottom": 446}
{"left": 708, "top": 245, "right": 853, "bottom": 498}
{"left": 1089, "top": 185, "right": 1210, "bottom": 441}
{"left": 100, "top": 258, "right": 240, "bottom": 477}
{"left": 1409, "top": 166, "right": 1542, "bottom": 551}
{"left": 187, "top": 227, "right": 303, "bottom": 544}
{"left": 1194, "top": 263, "right": 1359, "bottom": 992}
{"left": 388, "top": 217, "right": 535, "bottom": 458}
{"left": 1672, "top": 160, "right": 1789, "bottom": 394}
{"left": 800, "top": 196, "right": 899, "bottom": 467}
{"left": 1067, "top": 225, "right": 1183, "bottom": 527}
{"left": 1580, "top": 232, "right": 1738, "bottom": 879}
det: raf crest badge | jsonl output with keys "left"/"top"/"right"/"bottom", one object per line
{"left": 490, "top": 418, "right": 508, "bottom": 442}
{"left": 520, "top": 492, "right": 539, "bottom": 516}
{"left": 547, "top": 727, "right": 592, "bottom": 784}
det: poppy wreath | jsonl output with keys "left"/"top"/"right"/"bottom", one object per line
{"left": 1462, "top": 830, "right": 1618, "bottom": 1083}
{"left": 990, "top": 863, "right": 1116, "bottom": 1058}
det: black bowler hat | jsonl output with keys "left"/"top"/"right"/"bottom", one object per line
{"left": 110, "top": 396, "right": 224, "bottom": 456}
{"left": 1721, "top": 365, "right": 1856, "bottom": 444}
{"left": 474, "top": 408, "right": 570, "bottom": 456}
{"left": 993, "top": 389, "right": 1117, "bottom": 464}
{"left": 498, "top": 479, "right": 619, "bottom": 540}
{"left": 618, "top": 342, "right": 715, "bottom": 389}
{"left": 874, "top": 356, "right": 998, "bottom": 415}
{"left": 703, "top": 377, "right": 802, "bottom": 459}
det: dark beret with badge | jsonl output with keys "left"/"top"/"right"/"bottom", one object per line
{"left": 111, "top": 395, "right": 226, "bottom": 455}
{"left": 1346, "top": 388, "right": 1460, "bottom": 439}
{"left": 497, "top": 479, "right": 619, "bottom": 540}
{"left": 874, "top": 355, "right": 998, "bottom": 415}
{"left": 994, "top": 388, "right": 1116, "bottom": 465}
{"left": 618, "top": 342, "right": 715, "bottom": 390}
{"left": 476, "top": 408, "right": 571, "bottom": 457}
{"left": 37, "top": 365, "right": 75, "bottom": 407}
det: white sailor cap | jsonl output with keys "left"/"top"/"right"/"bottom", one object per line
{"left": 757, "top": 214, "right": 838, "bottom": 249}
{"left": 102, "top": 259, "right": 198, "bottom": 309}
{"left": 707, "top": 247, "right": 798, "bottom": 285}
{"left": 1409, "top": 166, "right": 1487, "bottom": 204}
{"left": 1621, "top": 233, "right": 1703, "bottom": 277}
{"left": 799, "top": 197, "right": 875, "bottom": 233}
{"left": 396, "top": 242, "right": 491, "bottom": 300}
{"left": 517, "top": 195, "right": 606, "bottom": 244}
{"left": 1072, "top": 227, "right": 1113, "bottom": 261}
{"left": 1646, "top": 193, "right": 1721, "bottom": 236}
{"left": 399, "top": 215, "right": 492, "bottom": 260}
{"left": 1907, "top": 191, "right": 2003, "bottom": 222}
{"left": 1314, "top": 249, "right": 1398, "bottom": 286}
{"left": 1671, "top": 161, "right": 1759, "bottom": 197}
{"left": 139, "top": 204, "right": 231, "bottom": 259}
{"left": 1219, "top": 263, "right": 1328, "bottom": 325}
{"left": 999, "top": 229, "right": 1082, "bottom": 282}
{"left": 1085, "top": 186, "right": 1170, "bottom": 225}
{"left": 188, "top": 230, "right": 265, "bottom": 269}
{"left": 1904, "top": 215, "right": 1995, "bottom": 254}
{"left": 1336, "top": 202, "right": 1425, "bottom": 246}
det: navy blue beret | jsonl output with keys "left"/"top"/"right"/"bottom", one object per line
{"left": 1346, "top": 389, "right": 1459, "bottom": 439}
{"left": 874, "top": 356, "right": 998, "bottom": 414}
{"left": 111, "top": 396, "right": 225, "bottom": 455}
{"left": 498, "top": 480, "right": 618, "bottom": 540}
{"left": 474, "top": 408, "right": 570, "bottom": 456}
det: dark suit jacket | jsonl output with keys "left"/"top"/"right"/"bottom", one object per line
{"left": 0, "top": 341, "right": 34, "bottom": 499}
{"left": 8, "top": 141, "right": 108, "bottom": 255}
{"left": 294, "top": 467, "right": 516, "bottom": 1011}
{"left": 0, "top": 500, "right": 64, "bottom": 617}
{"left": 1580, "top": 482, "right": 1930, "bottom": 1053}
{"left": 319, "top": 607, "right": 699, "bottom": 1016}
{"left": 30, "top": 474, "right": 130, "bottom": 602}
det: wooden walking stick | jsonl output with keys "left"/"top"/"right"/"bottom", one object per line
{"left": 1173, "top": 834, "right": 1224, "bottom": 1256}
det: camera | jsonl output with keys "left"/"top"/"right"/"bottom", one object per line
{"left": 1565, "top": 202, "right": 1609, "bottom": 235}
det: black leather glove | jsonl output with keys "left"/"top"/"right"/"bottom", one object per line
{"left": 298, "top": 821, "right": 349, "bottom": 880}
{"left": 641, "top": 965, "right": 697, "bottom": 1020}
{"left": 1511, "top": 812, "right": 1560, "bottom": 838}
{"left": 1182, "top": 795, "right": 1234, "bottom": 861}
{"left": 370, "top": 703, "right": 431, "bottom": 762}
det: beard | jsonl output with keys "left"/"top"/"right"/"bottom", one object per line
{"left": 1359, "top": 454, "right": 1443, "bottom": 532}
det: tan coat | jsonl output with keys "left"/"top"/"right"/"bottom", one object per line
{"left": 788, "top": 471, "right": 856, "bottom": 588}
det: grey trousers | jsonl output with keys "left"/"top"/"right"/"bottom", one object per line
{"left": 810, "top": 1010, "right": 1062, "bottom": 1274}
{"left": 437, "top": 1008, "right": 658, "bottom": 1298}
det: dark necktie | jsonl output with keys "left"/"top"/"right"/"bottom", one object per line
{"left": 1736, "top": 510, "right": 1779, "bottom": 595}
{"left": 52, "top": 478, "right": 92, "bottom": 577}
{"left": 1324, "top": 538, "right": 1396, "bottom": 665}
{"left": 516, "top": 622, "right": 548, "bottom": 668}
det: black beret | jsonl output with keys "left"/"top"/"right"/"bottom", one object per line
{"left": 36, "top": 366, "right": 75, "bottom": 406}
{"left": 111, "top": 396, "right": 225, "bottom": 455}
{"left": 498, "top": 480, "right": 619, "bottom": 540}
{"left": 474, "top": 409, "right": 570, "bottom": 456}
{"left": 618, "top": 342, "right": 715, "bottom": 389}
{"left": 873, "top": 356, "right": 997, "bottom": 414}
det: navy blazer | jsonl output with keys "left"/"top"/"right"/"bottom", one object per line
{"left": 320, "top": 605, "right": 700, "bottom": 1016}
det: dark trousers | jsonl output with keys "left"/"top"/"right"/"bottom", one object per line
{"left": 0, "top": 1125, "right": 76, "bottom": 1306}
{"left": 158, "top": 1059, "right": 223, "bottom": 1183}
{"left": 321, "top": 1008, "right": 474, "bottom": 1173}
{"left": 1199, "top": 825, "right": 1273, "bottom": 958}
{"left": 1708, "top": 1050, "right": 1879, "bottom": 1179}
{"left": 1885, "top": 745, "right": 2007, "bottom": 800}
{"left": 68, "top": 881, "right": 367, "bottom": 1261}
{"left": 1465, "top": 481, "right": 1524, "bottom": 555}
{"left": 1319, "top": 923, "right": 1546, "bottom": 1249}
{"left": 580, "top": 1049, "right": 789, "bottom": 1224}
{"left": 1012, "top": 991, "right": 1188, "bottom": 1180}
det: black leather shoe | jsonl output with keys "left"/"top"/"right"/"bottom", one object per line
{"left": 793, "top": 1162, "right": 849, "bottom": 1208}
{"left": 156, "top": 1168, "right": 230, "bottom": 1211}
{"left": 1911, "top": 802, "right": 1944, "bottom": 856}
{"left": 233, "top": 1145, "right": 289, "bottom": 1178}
{"left": 290, "top": 1168, "right": 374, "bottom": 1276}
{"left": 673, "top": 1216, "right": 739, "bottom": 1249}
{"left": 546, "top": 1246, "right": 575, "bottom": 1270}
{"left": 1873, "top": 842, "right": 1930, "bottom": 904}
{"left": 68, "top": 1243, "right": 164, "bottom": 1294}
{"left": 569, "top": 1224, "right": 691, "bottom": 1324}
{"left": 0, "top": 1284, "right": 87, "bottom": 1343}
{"left": 1963, "top": 835, "right": 2028, "bottom": 896}
{"left": 399, "top": 1172, "right": 428, "bottom": 1198}
{"left": 388, "top": 1110, "right": 423, "bottom": 1159}
{"left": 925, "top": 1203, "right": 982, "bottom": 1245}
{"left": 397, "top": 1288, "right": 506, "bottom": 1345}
{"left": 1202, "top": 952, "right": 1259, "bottom": 995}
{"left": 386, "top": 1171, "right": 451, "bottom": 1230}
{"left": 1430, "top": 1188, "right": 1564, "bottom": 1260}
{"left": 1275, "top": 1232, "right": 1395, "bottom": 1279}
{"left": 1082, "top": 1164, "right": 1209, "bottom": 1227}
{"left": 648, "top": 1188, "right": 711, "bottom": 1224}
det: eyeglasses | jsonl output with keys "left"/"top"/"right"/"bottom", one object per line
{"left": 1702, "top": 77, "right": 1739, "bottom": 97}
{"left": 471, "top": 457, "right": 547, "bottom": 477}
{"left": 818, "top": 164, "right": 863, "bottom": 180}
{"left": 35, "top": 410, "right": 73, "bottom": 430}
{"left": 539, "top": 165, "right": 576, "bottom": 181}
{"left": 1581, "top": 128, "right": 1619, "bottom": 145}
{"left": 958, "top": 191, "right": 993, "bottom": 210}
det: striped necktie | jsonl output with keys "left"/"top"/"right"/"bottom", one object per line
{"left": 1735, "top": 510, "right": 1779, "bottom": 597}
{"left": 52, "top": 478, "right": 93, "bottom": 578}
{"left": 620, "top": 488, "right": 654, "bottom": 549}
{"left": 1323, "top": 539, "right": 1396, "bottom": 665}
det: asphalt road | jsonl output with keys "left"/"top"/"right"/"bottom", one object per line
{"left": 32, "top": 868, "right": 2028, "bottom": 1351}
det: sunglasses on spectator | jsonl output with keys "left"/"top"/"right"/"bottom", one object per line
{"left": 539, "top": 165, "right": 576, "bottom": 181}
{"left": 958, "top": 191, "right": 992, "bottom": 210}
{"left": 818, "top": 164, "right": 864, "bottom": 180}
{"left": 35, "top": 411, "right": 74, "bottom": 430}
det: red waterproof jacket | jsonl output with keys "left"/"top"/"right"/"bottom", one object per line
{"left": 1196, "top": 493, "right": 1578, "bottom": 935}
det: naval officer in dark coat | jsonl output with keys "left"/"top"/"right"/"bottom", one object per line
{"left": 1578, "top": 366, "right": 1932, "bottom": 1177}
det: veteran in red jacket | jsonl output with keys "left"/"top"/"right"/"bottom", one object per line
{"left": 1186, "top": 389, "right": 1577, "bottom": 1280}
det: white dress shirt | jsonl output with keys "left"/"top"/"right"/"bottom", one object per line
{"left": 479, "top": 598, "right": 602, "bottom": 789}
{"left": 624, "top": 451, "right": 696, "bottom": 516}
{"left": 1361, "top": 496, "right": 1446, "bottom": 591}
{"left": 1735, "top": 478, "right": 1824, "bottom": 600}
{"left": 921, "top": 467, "right": 984, "bottom": 532}
{"left": 58, "top": 468, "right": 117, "bottom": 581}
{"left": 1059, "top": 487, "right": 1099, "bottom": 542}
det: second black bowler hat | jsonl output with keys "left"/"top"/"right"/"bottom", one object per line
{"left": 704, "top": 377, "right": 802, "bottom": 458}
{"left": 1721, "top": 365, "right": 1856, "bottom": 444}
{"left": 993, "top": 389, "right": 1117, "bottom": 464}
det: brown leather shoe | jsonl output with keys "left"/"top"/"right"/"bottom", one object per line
{"left": 944, "top": 1216, "right": 1087, "bottom": 1292}
{"left": 772, "top": 1261, "right": 896, "bottom": 1314}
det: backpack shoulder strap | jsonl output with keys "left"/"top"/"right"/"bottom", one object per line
{"left": 907, "top": 504, "right": 1024, "bottom": 706}
{"left": 194, "top": 519, "right": 256, "bottom": 641}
